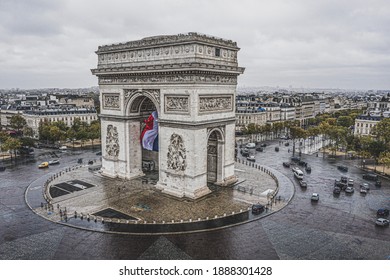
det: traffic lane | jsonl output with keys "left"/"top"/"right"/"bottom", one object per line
{"left": 246, "top": 141, "right": 390, "bottom": 240}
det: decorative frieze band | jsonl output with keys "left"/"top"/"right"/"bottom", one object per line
{"left": 165, "top": 95, "right": 189, "bottom": 113}
{"left": 99, "top": 74, "right": 237, "bottom": 85}
{"left": 199, "top": 95, "right": 233, "bottom": 113}
{"left": 102, "top": 93, "right": 120, "bottom": 110}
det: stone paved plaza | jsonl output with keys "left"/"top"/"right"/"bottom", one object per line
{"left": 34, "top": 161, "right": 284, "bottom": 229}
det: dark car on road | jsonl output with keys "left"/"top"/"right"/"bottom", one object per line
{"left": 299, "top": 180, "right": 308, "bottom": 188}
{"left": 334, "top": 179, "right": 347, "bottom": 190}
{"left": 260, "top": 143, "right": 267, "bottom": 147}
{"left": 337, "top": 165, "right": 348, "bottom": 172}
{"left": 251, "top": 204, "right": 265, "bottom": 215}
{"left": 256, "top": 147, "right": 263, "bottom": 152}
{"left": 377, "top": 209, "right": 389, "bottom": 217}
{"left": 305, "top": 165, "right": 311, "bottom": 172}
{"left": 283, "top": 162, "right": 291, "bottom": 168}
{"left": 298, "top": 160, "right": 307, "bottom": 167}
{"left": 284, "top": 142, "right": 290, "bottom": 146}
{"left": 363, "top": 173, "right": 378, "bottom": 181}
{"left": 275, "top": 147, "right": 279, "bottom": 152}
{"left": 333, "top": 187, "right": 341, "bottom": 195}
{"left": 291, "top": 156, "right": 300, "bottom": 162}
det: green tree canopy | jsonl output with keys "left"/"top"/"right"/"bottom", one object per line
{"left": 10, "top": 114, "right": 27, "bottom": 134}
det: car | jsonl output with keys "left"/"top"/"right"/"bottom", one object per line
{"left": 247, "top": 155, "right": 256, "bottom": 162}
{"left": 291, "top": 156, "right": 300, "bottom": 162}
{"left": 363, "top": 173, "right": 378, "bottom": 181}
{"left": 334, "top": 179, "right": 347, "bottom": 189}
{"left": 345, "top": 186, "right": 354, "bottom": 193}
{"left": 298, "top": 160, "right": 307, "bottom": 167}
{"left": 241, "top": 149, "right": 250, "bottom": 156}
{"left": 341, "top": 176, "right": 348, "bottom": 184}
{"left": 375, "top": 180, "right": 382, "bottom": 187}
{"left": 284, "top": 142, "right": 290, "bottom": 146}
{"left": 95, "top": 151, "right": 102, "bottom": 156}
{"left": 38, "top": 162, "right": 49, "bottom": 168}
{"left": 293, "top": 168, "right": 304, "bottom": 180}
{"left": 48, "top": 159, "right": 60, "bottom": 165}
{"left": 246, "top": 143, "right": 256, "bottom": 149}
{"left": 347, "top": 179, "right": 354, "bottom": 186}
{"left": 377, "top": 209, "right": 390, "bottom": 217}
{"left": 375, "top": 218, "right": 389, "bottom": 227}
{"left": 305, "top": 165, "right": 311, "bottom": 172}
{"left": 59, "top": 145, "right": 67, "bottom": 151}
{"left": 311, "top": 193, "right": 319, "bottom": 201}
{"left": 255, "top": 147, "right": 263, "bottom": 152}
{"left": 360, "top": 183, "right": 370, "bottom": 190}
{"left": 275, "top": 147, "right": 279, "bottom": 152}
{"left": 360, "top": 187, "right": 367, "bottom": 194}
{"left": 282, "top": 162, "right": 291, "bottom": 168}
{"left": 251, "top": 204, "right": 265, "bottom": 215}
{"left": 260, "top": 143, "right": 267, "bottom": 147}
{"left": 299, "top": 180, "right": 308, "bottom": 188}
{"left": 333, "top": 187, "right": 341, "bottom": 195}
{"left": 77, "top": 158, "right": 83, "bottom": 164}
{"left": 88, "top": 160, "right": 94, "bottom": 165}
{"left": 337, "top": 165, "right": 348, "bottom": 172}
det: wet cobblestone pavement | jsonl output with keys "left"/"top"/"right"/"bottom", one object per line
{"left": 1, "top": 142, "right": 390, "bottom": 259}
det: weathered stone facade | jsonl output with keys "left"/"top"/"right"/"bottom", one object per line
{"left": 92, "top": 32, "right": 244, "bottom": 199}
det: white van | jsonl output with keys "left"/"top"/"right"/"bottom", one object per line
{"left": 246, "top": 143, "right": 256, "bottom": 149}
{"left": 293, "top": 168, "right": 304, "bottom": 180}
{"left": 59, "top": 146, "right": 67, "bottom": 151}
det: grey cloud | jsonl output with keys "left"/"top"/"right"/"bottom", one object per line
{"left": 0, "top": 0, "right": 389, "bottom": 90}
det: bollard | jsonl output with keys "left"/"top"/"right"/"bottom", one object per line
{"left": 74, "top": 211, "right": 77, "bottom": 218}
{"left": 172, "top": 220, "right": 175, "bottom": 223}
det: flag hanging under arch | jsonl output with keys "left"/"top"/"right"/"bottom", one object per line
{"left": 140, "top": 111, "right": 159, "bottom": 151}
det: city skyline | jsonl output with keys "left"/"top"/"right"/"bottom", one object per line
{"left": 1, "top": 0, "right": 390, "bottom": 90}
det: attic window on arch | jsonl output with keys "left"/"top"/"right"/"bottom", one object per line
{"left": 215, "top": 48, "right": 221, "bottom": 57}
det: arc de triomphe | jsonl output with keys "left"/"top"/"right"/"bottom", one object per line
{"left": 91, "top": 32, "right": 244, "bottom": 199}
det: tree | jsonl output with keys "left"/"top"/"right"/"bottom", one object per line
{"left": 10, "top": 115, "right": 27, "bottom": 135}
{"left": 367, "top": 140, "right": 387, "bottom": 170}
{"left": 1, "top": 137, "right": 21, "bottom": 159}
{"left": 379, "top": 151, "right": 390, "bottom": 174}
{"left": 372, "top": 118, "right": 390, "bottom": 145}
{"left": 337, "top": 116, "right": 353, "bottom": 128}
{"left": 290, "top": 126, "right": 306, "bottom": 156}
{"left": 87, "top": 121, "right": 101, "bottom": 148}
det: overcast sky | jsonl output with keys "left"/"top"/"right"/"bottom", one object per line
{"left": 1, "top": 0, "right": 389, "bottom": 90}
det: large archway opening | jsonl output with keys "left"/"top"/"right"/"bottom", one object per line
{"left": 127, "top": 93, "right": 159, "bottom": 181}
{"left": 207, "top": 129, "right": 224, "bottom": 184}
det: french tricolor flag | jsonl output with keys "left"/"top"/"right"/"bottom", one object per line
{"left": 140, "top": 111, "right": 159, "bottom": 151}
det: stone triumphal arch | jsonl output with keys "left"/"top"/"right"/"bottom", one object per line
{"left": 92, "top": 32, "right": 244, "bottom": 199}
